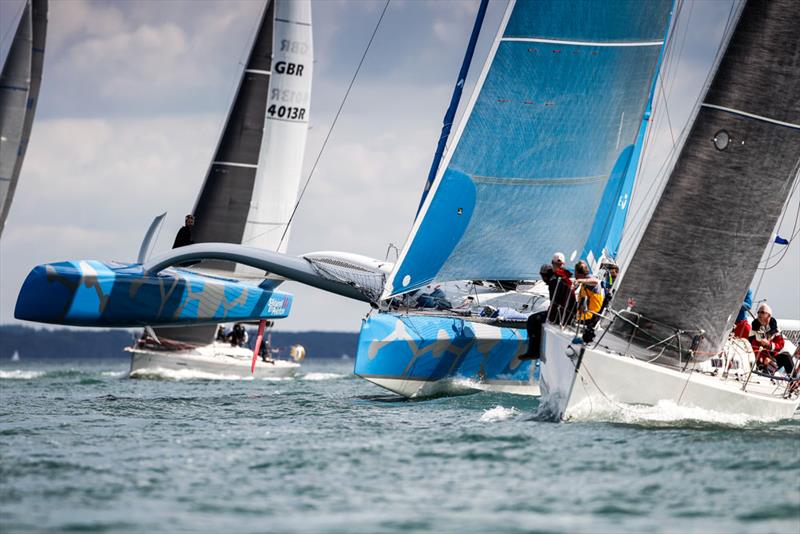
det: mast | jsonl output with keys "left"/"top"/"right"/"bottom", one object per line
{"left": 611, "top": 0, "right": 800, "bottom": 361}
{"left": 0, "top": 0, "right": 46, "bottom": 238}
{"left": 416, "top": 0, "right": 489, "bottom": 216}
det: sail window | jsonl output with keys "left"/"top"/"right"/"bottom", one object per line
{"left": 713, "top": 130, "right": 730, "bottom": 151}
{"left": 457, "top": 208, "right": 463, "bottom": 215}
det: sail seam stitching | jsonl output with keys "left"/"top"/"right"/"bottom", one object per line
{"left": 501, "top": 37, "right": 664, "bottom": 47}
{"left": 701, "top": 103, "right": 800, "bottom": 130}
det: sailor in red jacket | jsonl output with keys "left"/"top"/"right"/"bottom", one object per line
{"left": 749, "top": 303, "right": 791, "bottom": 375}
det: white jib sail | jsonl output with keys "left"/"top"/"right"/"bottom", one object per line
{"left": 240, "top": 0, "right": 313, "bottom": 257}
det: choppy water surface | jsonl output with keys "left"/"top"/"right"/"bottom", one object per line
{"left": 1, "top": 358, "right": 798, "bottom": 533}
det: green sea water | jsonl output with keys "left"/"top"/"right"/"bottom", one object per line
{"left": 1, "top": 358, "right": 798, "bottom": 533}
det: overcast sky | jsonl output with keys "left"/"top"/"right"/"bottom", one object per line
{"left": 1, "top": 0, "right": 797, "bottom": 333}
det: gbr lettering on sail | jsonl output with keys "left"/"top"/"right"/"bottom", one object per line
{"left": 267, "top": 38, "right": 310, "bottom": 121}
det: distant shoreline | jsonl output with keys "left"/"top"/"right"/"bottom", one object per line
{"left": 0, "top": 325, "right": 359, "bottom": 360}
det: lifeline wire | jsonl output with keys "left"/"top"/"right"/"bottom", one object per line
{"left": 276, "top": 0, "right": 392, "bottom": 251}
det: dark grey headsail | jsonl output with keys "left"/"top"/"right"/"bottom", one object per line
{"left": 191, "top": 0, "right": 275, "bottom": 252}
{"left": 612, "top": 0, "right": 800, "bottom": 361}
{"left": 155, "top": 1, "right": 275, "bottom": 346}
{"left": 0, "top": 0, "right": 47, "bottom": 238}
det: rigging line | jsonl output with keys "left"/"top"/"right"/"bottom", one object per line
{"left": 665, "top": 0, "right": 691, "bottom": 95}
{"left": 276, "top": 0, "right": 391, "bottom": 251}
{"left": 754, "top": 172, "right": 800, "bottom": 282}
{"left": 618, "top": 0, "right": 741, "bottom": 268}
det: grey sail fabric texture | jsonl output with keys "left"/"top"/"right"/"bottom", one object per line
{"left": 0, "top": 0, "right": 47, "bottom": 238}
{"left": 611, "top": 0, "right": 800, "bottom": 362}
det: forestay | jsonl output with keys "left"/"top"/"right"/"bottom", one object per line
{"left": 384, "top": 0, "right": 672, "bottom": 298}
{"left": 611, "top": 0, "right": 800, "bottom": 361}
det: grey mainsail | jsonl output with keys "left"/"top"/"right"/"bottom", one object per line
{"left": 0, "top": 0, "right": 46, "bottom": 238}
{"left": 611, "top": 0, "right": 800, "bottom": 361}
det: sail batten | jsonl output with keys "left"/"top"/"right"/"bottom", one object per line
{"left": 385, "top": 0, "right": 672, "bottom": 298}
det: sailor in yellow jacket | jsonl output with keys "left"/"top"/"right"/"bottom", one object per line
{"left": 574, "top": 261, "right": 604, "bottom": 343}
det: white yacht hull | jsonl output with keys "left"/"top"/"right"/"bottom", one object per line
{"left": 128, "top": 342, "right": 299, "bottom": 379}
{"left": 540, "top": 325, "right": 799, "bottom": 421}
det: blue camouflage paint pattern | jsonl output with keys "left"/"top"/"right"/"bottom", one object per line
{"left": 354, "top": 313, "right": 536, "bottom": 386}
{"left": 15, "top": 260, "right": 292, "bottom": 327}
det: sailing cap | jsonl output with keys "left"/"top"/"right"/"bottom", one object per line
{"left": 757, "top": 302, "right": 773, "bottom": 315}
{"left": 551, "top": 252, "right": 565, "bottom": 264}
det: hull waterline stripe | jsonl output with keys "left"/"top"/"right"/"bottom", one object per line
{"left": 213, "top": 161, "right": 258, "bottom": 169}
{"left": 245, "top": 69, "right": 271, "bottom": 75}
{"left": 701, "top": 103, "right": 800, "bottom": 130}
{"left": 502, "top": 37, "right": 663, "bottom": 47}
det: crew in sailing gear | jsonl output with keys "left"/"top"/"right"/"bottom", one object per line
{"left": 172, "top": 214, "right": 195, "bottom": 248}
{"left": 749, "top": 303, "right": 790, "bottom": 375}
{"left": 229, "top": 323, "right": 248, "bottom": 348}
{"left": 216, "top": 325, "right": 227, "bottom": 342}
{"left": 574, "top": 261, "right": 604, "bottom": 344}
{"left": 520, "top": 264, "right": 555, "bottom": 360}
{"left": 551, "top": 252, "right": 572, "bottom": 289}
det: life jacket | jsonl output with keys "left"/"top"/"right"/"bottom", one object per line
{"left": 576, "top": 280, "right": 604, "bottom": 321}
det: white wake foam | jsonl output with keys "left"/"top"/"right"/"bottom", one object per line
{"left": 480, "top": 405, "right": 520, "bottom": 422}
{"left": 301, "top": 372, "right": 346, "bottom": 381}
{"left": 100, "top": 371, "right": 127, "bottom": 378}
{"left": 129, "top": 367, "right": 253, "bottom": 381}
{"left": 567, "top": 398, "right": 781, "bottom": 426}
{"left": 0, "top": 369, "right": 43, "bottom": 380}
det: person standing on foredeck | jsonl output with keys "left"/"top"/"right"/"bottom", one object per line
{"left": 172, "top": 214, "right": 195, "bottom": 249}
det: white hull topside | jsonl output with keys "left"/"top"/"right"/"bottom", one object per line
{"left": 539, "top": 324, "right": 799, "bottom": 421}
{"left": 128, "top": 342, "right": 299, "bottom": 379}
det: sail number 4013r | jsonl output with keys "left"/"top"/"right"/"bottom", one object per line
{"left": 267, "top": 105, "right": 306, "bottom": 120}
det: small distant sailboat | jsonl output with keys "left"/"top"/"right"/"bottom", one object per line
{"left": 128, "top": 0, "right": 314, "bottom": 379}
{"left": 539, "top": 0, "right": 800, "bottom": 421}
{"left": 0, "top": 0, "right": 47, "bottom": 238}
{"left": 11, "top": 350, "right": 20, "bottom": 362}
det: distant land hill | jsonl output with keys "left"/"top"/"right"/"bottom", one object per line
{"left": 0, "top": 325, "right": 359, "bottom": 360}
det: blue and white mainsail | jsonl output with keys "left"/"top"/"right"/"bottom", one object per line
{"left": 384, "top": 0, "right": 672, "bottom": 298}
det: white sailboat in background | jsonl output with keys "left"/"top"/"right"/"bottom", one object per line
{"left": 539, "top": 0, "right": 800, "bottom": 421}
{"left": 0, "top": 0, "right": 46, "bottom": 238}
{"left": 128, "top": 0, "right": 313, "bottom": 379}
